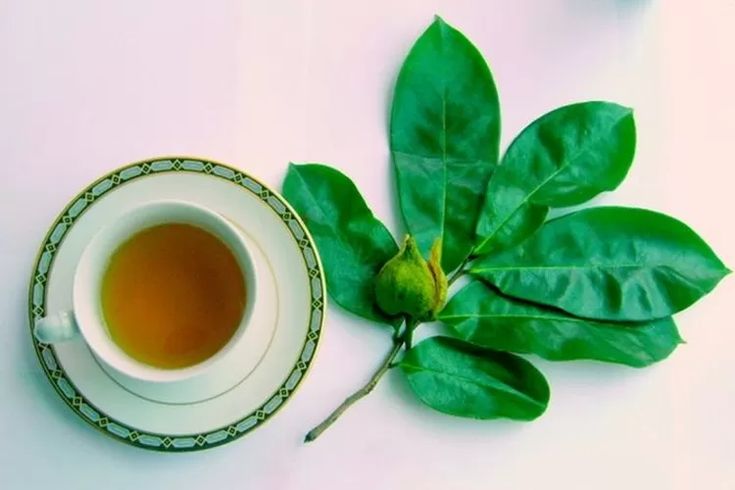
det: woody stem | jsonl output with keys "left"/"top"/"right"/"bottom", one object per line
{"left": 303, "top": 319, "right": 417, "bottom": 443}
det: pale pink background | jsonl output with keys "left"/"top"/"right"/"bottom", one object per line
{"left": 1, "top": 1, "right": 734, "bottom": 489}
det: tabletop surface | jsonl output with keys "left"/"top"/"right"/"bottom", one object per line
{"left": 2, "top": 1, "right": 734, "bottom": 489}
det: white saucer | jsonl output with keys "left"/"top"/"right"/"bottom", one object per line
{"left": 28, "top": 157, "right": 326, "bottom": 451}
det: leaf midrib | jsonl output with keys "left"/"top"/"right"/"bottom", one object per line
{"left": 439, "top": 312, "right": 594, "bottom": 323}
{"left": 290, "top": 169, "right": 344, "bottom": 237}
{"left": 401, "top": 361, "right": 544, "bottom": 408}
{"left": 439, "top": 86, "right": 448, "bottom": 252}
{"left": 472, "top": 263, "right": 675, "bottom": 273}
{"left": 477, "top": 165, "right": 563, "bottom": 249}
{"left": 478, "top": 124, "right": 616, "bottom": 250}
{"left": 290, "top": 168, "right": 383, "bottom": 269}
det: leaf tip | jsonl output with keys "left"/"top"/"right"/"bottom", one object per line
{"left": 431, "top": 14, "right": 456, "bottom": 33}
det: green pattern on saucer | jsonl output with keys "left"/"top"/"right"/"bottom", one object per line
{"left": 28, "top": 157, "right": 325, "bottom": 452}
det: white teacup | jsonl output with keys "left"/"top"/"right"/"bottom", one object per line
{"left": 34, "top": 200, "right": 257, "bottom": 385}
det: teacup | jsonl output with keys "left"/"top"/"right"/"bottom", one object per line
{"left": 34, "top": 200, "right": 257, "bottom": 384}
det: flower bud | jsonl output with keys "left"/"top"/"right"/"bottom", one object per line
{"left": 375, "top": 236, "right": 447, "bottom": 321}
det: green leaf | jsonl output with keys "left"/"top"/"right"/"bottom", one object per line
{"left": 440, "top": 281, "right": 683, "bottom": 367}
{"left": 475, "top": 102, "right": 636, "bottom": 254}
{"left": 399, "top": 336, "right": 549, "bottom": 420}
{"left": 471, "top": 207, "right": 730, "bottom": 321}
{"left": 390, "top": 16, "right": 500, "bottom": 272}
{"left": 283, "top": 163, "right": 398, "bottom": 324}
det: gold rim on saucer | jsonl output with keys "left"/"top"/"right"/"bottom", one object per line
{"left": 27, "top": 157, "right": 325, "bottom": 452}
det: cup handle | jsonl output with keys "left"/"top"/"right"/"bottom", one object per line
{"left": 34, "top": 311, "right": 80, "bottom": 344}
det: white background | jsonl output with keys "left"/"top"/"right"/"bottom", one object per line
{"left": 1, "top": 1, "right": 734, "bottom": 489}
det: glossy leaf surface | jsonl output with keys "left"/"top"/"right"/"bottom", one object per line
{"left": 440, "top": 281, "right": 683, "bottom": 367}
{"left": 391, "top": 16, "right": 500, "bottom": 271}
{"left": 399, "top": 336, "right": 549, "bottom": 420}
{"left": 475, "top": 102, "right": 636, "bottom": 254}
{"left": 471, "top": 207, "right": 730, "bottom": 321}
{"left": 283, "top": 163, "right": 398, "bottom": 323}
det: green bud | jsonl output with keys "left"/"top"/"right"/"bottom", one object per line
{"left": 427, "top": 238, "right": 448, "bottom": 317}
{"left": 374, "top": 235, "right": 448, "bottom": 321}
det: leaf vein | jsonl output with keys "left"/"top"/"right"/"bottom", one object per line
{"left": 401, "top": 361, "right": 544, "bottom": 408}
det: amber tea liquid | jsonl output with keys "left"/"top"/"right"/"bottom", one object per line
{"left": 101, "top": 223, "right": 245, "bottom": 369}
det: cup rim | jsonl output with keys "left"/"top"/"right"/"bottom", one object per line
{"left": 72, "top": 199, "right": 257, "bottom": 384}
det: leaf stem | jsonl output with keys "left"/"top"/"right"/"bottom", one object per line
{"left": 304, "top": 337, "right": 405, "bottom": 443}
{"left": 401, "top": 317, "right": 419, "bottom": 348}
{"left": 404, "top": 327, "right": 414, "bottom": 350}
{"left": 448, "top": 255, "right": 473, "bottom": 286}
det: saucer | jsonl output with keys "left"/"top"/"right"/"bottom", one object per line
{"left": 28, "top": 157, "right": 325, "bottom": 451}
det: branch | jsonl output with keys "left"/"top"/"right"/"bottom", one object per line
{"left": 304, "top": 338, "right": 404, "bottom": 443}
